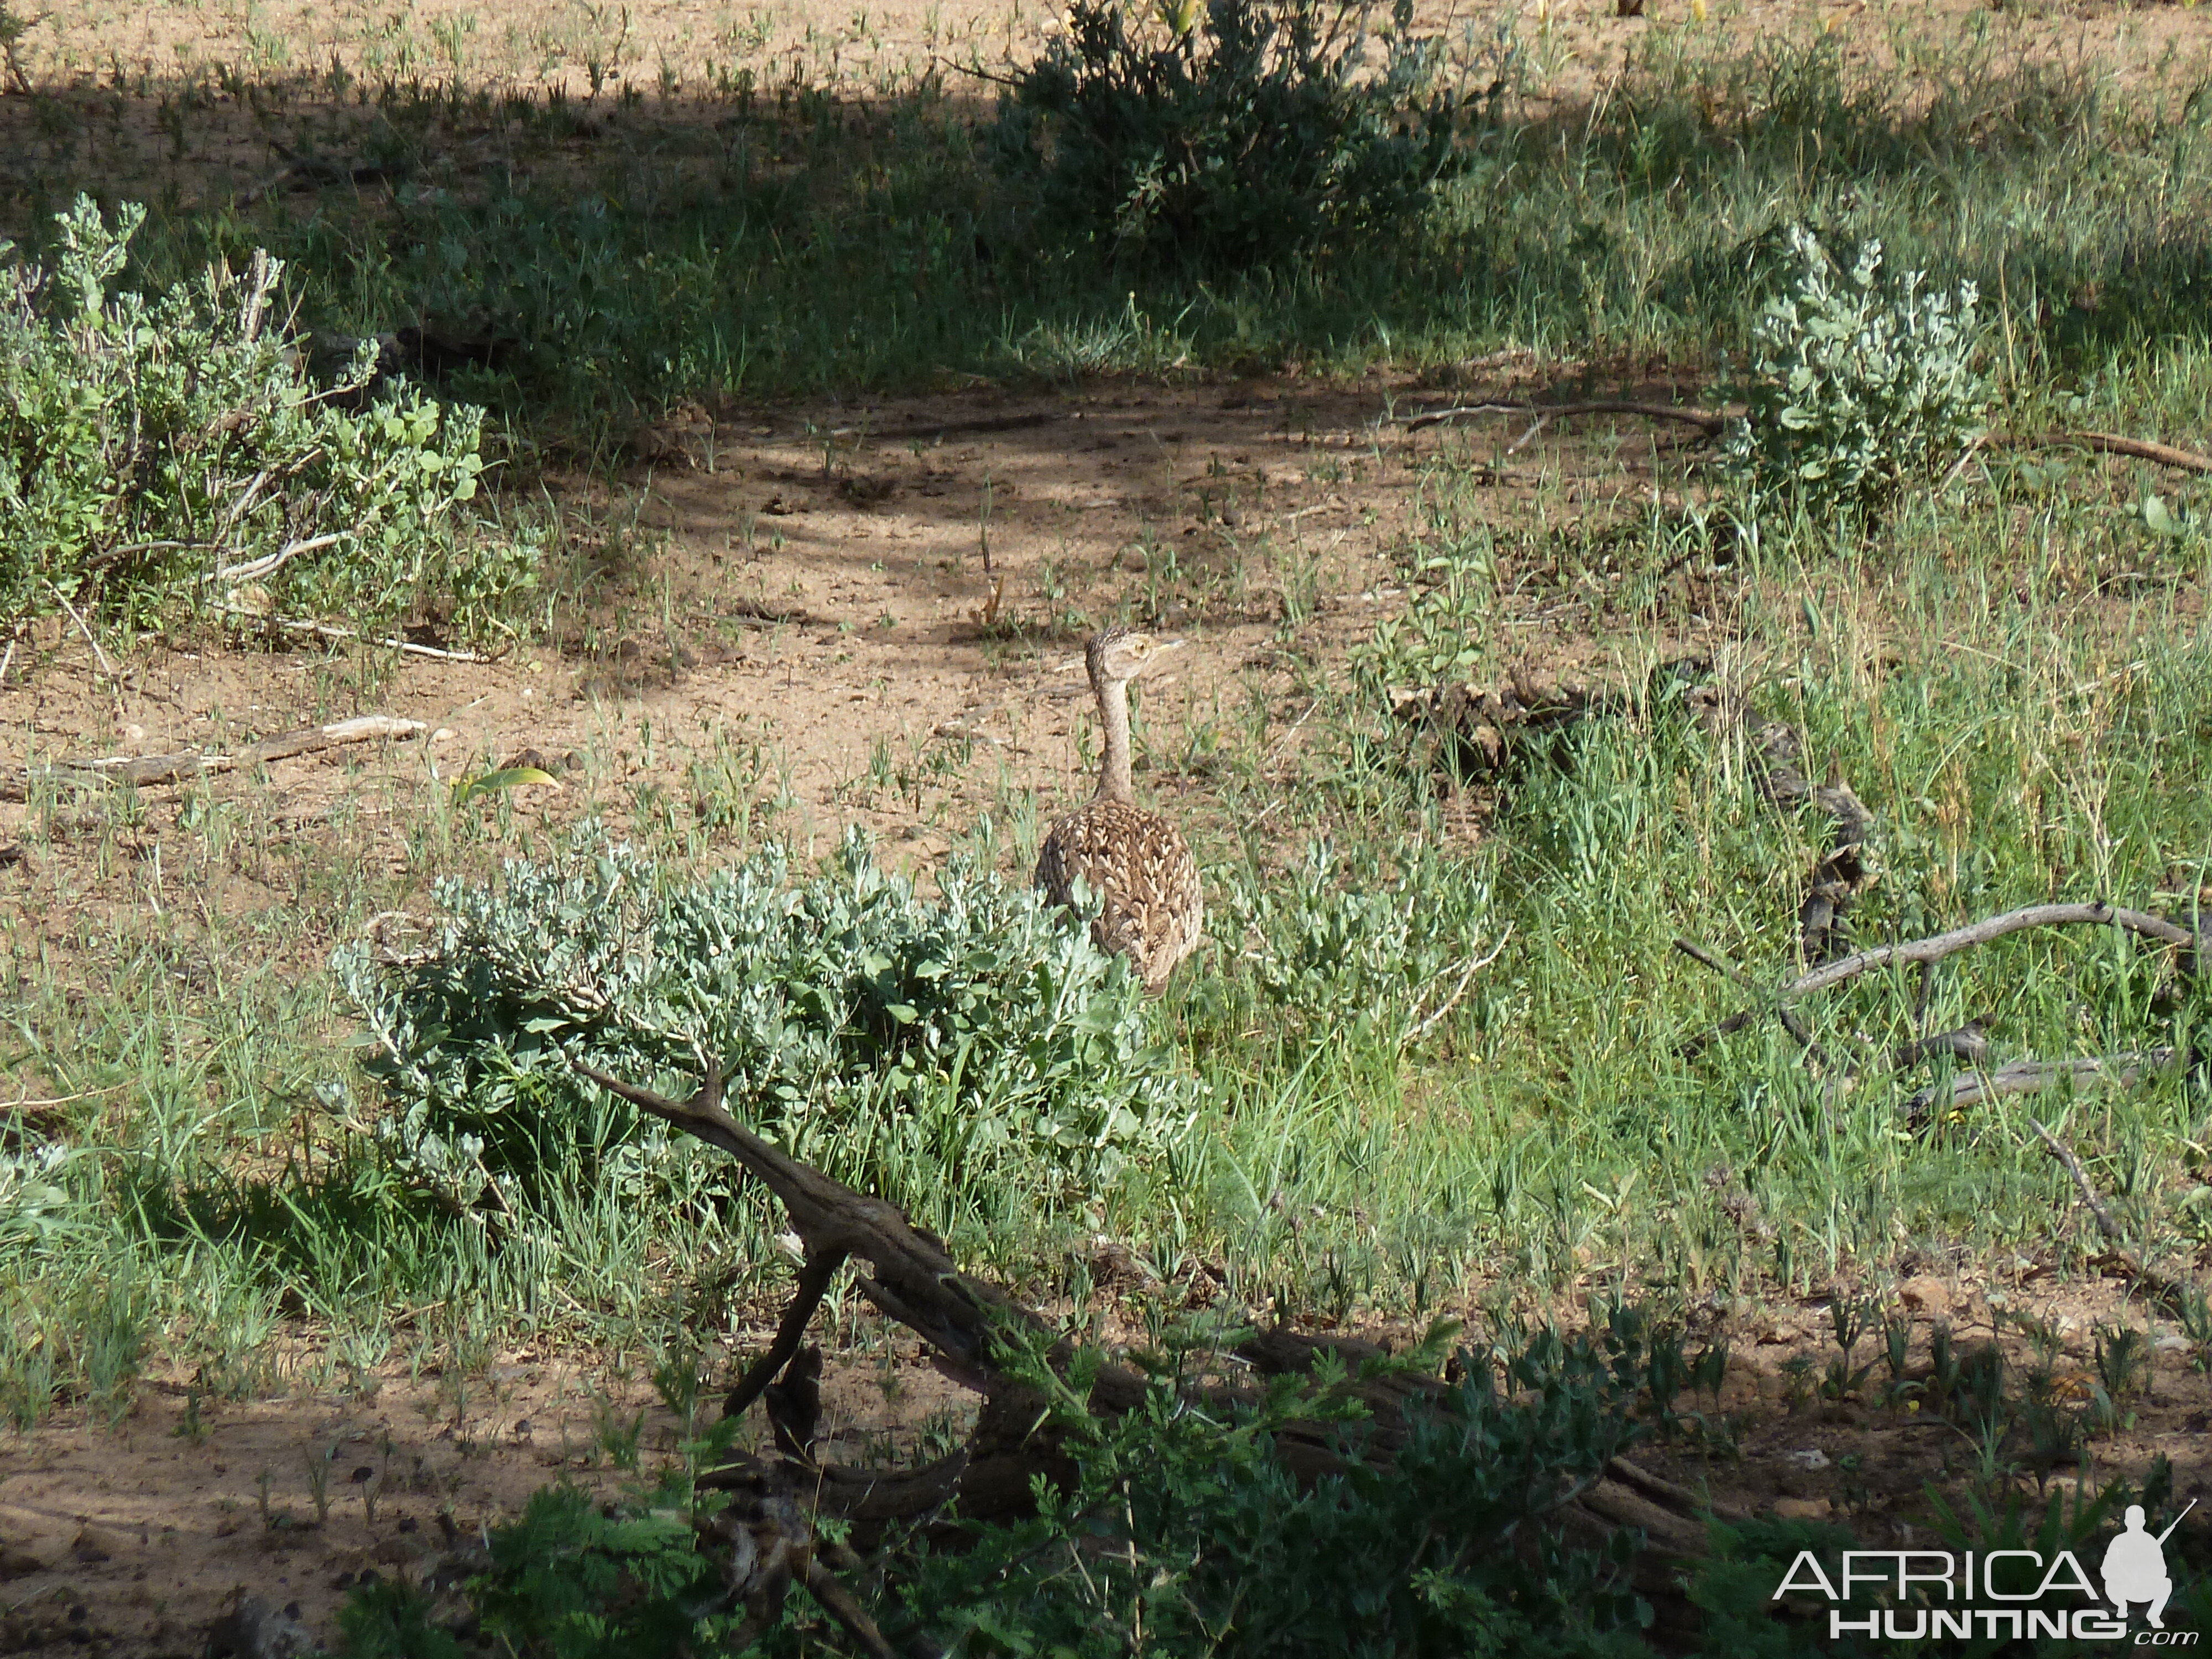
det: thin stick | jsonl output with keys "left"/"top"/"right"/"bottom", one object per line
{"left": 50, "top": 714, "right": 427, "bottom": 789}
{"left": 216, "top": 606, "right": 488, "bottom": 662}
{"left": 1671, "top": 937, "right": 1835, "bottom": 1067}
{"left": 3, "top": 1081, "right": 130, "bottom": 1111}
{"left": 2020, "top": 1115, "right": 2200, "bottom": 1316}
{"left": 212, "top": 531, "right": 345, "bottom": 585}
{"left": 0, "top": 637, "right": 14, "bottom": 687}
{"left": 2028, "top": 1118, "right": 2122, "bottom": 1240}
{"left": 1786, "top": 902, "right": 2200, "bottom": 999}
{"left": 1398, "top": 405, "right": 2212, "bottom": 474}
{"left": 51, "top": 586, "right": 117, "bottom": 680}
{"left": 2034, "top": 431, "right": 2212, "bottom": 476}
{"left": 1410, "top": 926, "right": 1514, "bottom": 1040}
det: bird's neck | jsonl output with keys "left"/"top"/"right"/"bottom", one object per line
{"left": 1095, "top": 677, "right": 1134, "bottom": 801}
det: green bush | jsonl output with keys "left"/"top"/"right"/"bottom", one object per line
{"left": 1214, "top": 838, "right": 1498, "bottom": 1046}
{"left": 0, "top": 196, "right": 534, "bottom": 631}
{"left": 992, "top": 0, "right": 1471, "bottom": 272}
{"left": 891, "top": 1317, "right": 1654, "bottom": 1657}
{"left": 338, "top": 1314, "right": 1673, "bottom": 1658}
{"left": 1722, "top": 222, "right": 1989, "bottom": 524}
{"left": 337, "top": 827, "right": 1194, "bottom": 1220}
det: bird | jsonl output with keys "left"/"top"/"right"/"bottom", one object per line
{"left": 1035, "top": 626, "right": 1202, "bottom": 993}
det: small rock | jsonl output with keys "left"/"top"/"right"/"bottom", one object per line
{"left": 1898, "top": 1277, "right": 1953, "bottom": 1317}
{"left": 1775, "top": 1497, "right": 1833, "bottom": 1522}
{"left": 374, "top": 1533, "right": 432, "bottom": 1570}
{"left": 204, "top": 1593, "right": 315, "bottom": 1659}
{"left": 2157, "top": 1334, "right": 2191, "bottom": 1353}
{"left": 1783, "top": 1448, "right": 1832, "bottom": 1472}
{"left": 71, "top": 1524, "right": 130, "bottom": 1563}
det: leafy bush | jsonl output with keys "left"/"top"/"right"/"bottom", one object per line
{"left": 338, "top": 827, "right": 1194, "bottom": 1219}
{"left": 992, "top": 0, "right": 1471, "bottom": 272}
{"left": 892, "top": 1316, "right": 1653, "bottom": 1657}
{"left": 1722, "top": 223, "right": 1989, "bottom": 523}
{"left": 0, "top": 196, "right": 535, "bottom": 630}
{"left": 340, "top": 1313, "right": 1675, "bottom": 1658}
{"left": 1215, "top": 838, "right": 1498, "bottom": 1046}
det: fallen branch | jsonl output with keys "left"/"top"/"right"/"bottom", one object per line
{"left": 46, "top": 714, "right": 426, "bottom": 789}
{"left": 1406, "top": 400, "right": 1728, "bottom": 437}
{"left": 1905, "top": 1049, "right": 2177, "bottom": 1125}
{"left": 2002, "top": 431, "right": 2212, "bottom": 477}
{"left": 215, "top": 604, "right": 489, "bottom": 661}
{"left": 567, "top": 1052, "right": 1703, "bottom": 1572}
{"left": 1786, "top": 903, "right": 2202, "bottom": 999}
{"left": 1400, "top": 402, "right": 2212, "bottom": 476}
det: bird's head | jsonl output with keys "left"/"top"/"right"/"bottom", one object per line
{"left": 1088, "top": 625, "right": 1187, "bottom": 690}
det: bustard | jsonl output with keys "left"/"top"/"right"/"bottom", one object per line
{"left": 1034, "top": 627, "right": 1202, "bottom": 992}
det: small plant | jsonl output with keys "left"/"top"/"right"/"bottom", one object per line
{"left": 308, "top": 1445, "right": 336, "bottom": 1526}
{"left": 993, "top": 0, "right": 1473, "bottom": 272}
{"left": 1722, "top": 222, "right": 1989, "bottom": 524}
{"left": 0, "top": 196, "right": 536, "bottom": 631}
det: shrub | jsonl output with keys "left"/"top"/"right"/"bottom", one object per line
{"left": 992, "top": 0, "right": 1472, "bottom": 272}
{"left": 0, "top": 196, "right": 535, "bottom": 631}
{"left": 891, "top": 1317, "right": 1654, "bottom": 1657}
{"left": 337, "top": 827, "right": 1194, "bottom": 1220}
{"left": 1214, "top": 838, "right": 1498, "bottom": 1046}
{"left": 1722, "top": 222, "right": 1989, "bottom": 524}
{"left": 339, "top": 1314, "right": 1670, "bottom": 1658}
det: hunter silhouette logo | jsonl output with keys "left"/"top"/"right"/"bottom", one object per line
{"left": 2106, "top": 1501, "right": 2194, "bottom": 1630}
{"left": 1775, "top": 1498, "right": 2198, "bottom": 1643}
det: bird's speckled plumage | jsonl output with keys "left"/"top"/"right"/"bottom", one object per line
{"left": 1035, "top": 627, "right": 1202, "bottom": 992}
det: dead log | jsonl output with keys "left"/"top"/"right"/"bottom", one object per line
{"left": 1905, "top": 1048, "right": 2179, "bottom": 1127}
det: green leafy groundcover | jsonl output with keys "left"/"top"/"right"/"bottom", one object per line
{"left": 339, "top": 826, "right": 1194, "bottom": 1219}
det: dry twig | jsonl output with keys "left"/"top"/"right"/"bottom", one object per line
{"left": 2026, "top": 1117, "right": 2199, "bottom": 1315}
{"left": 1399, "top": 401, "right": 2212, "bottom": 476}
{"left": 40, "top": 714, "right": 426, "bottom": 790}
{"left": 1786, "top": 902, "right": 2201, "bottom": 999}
